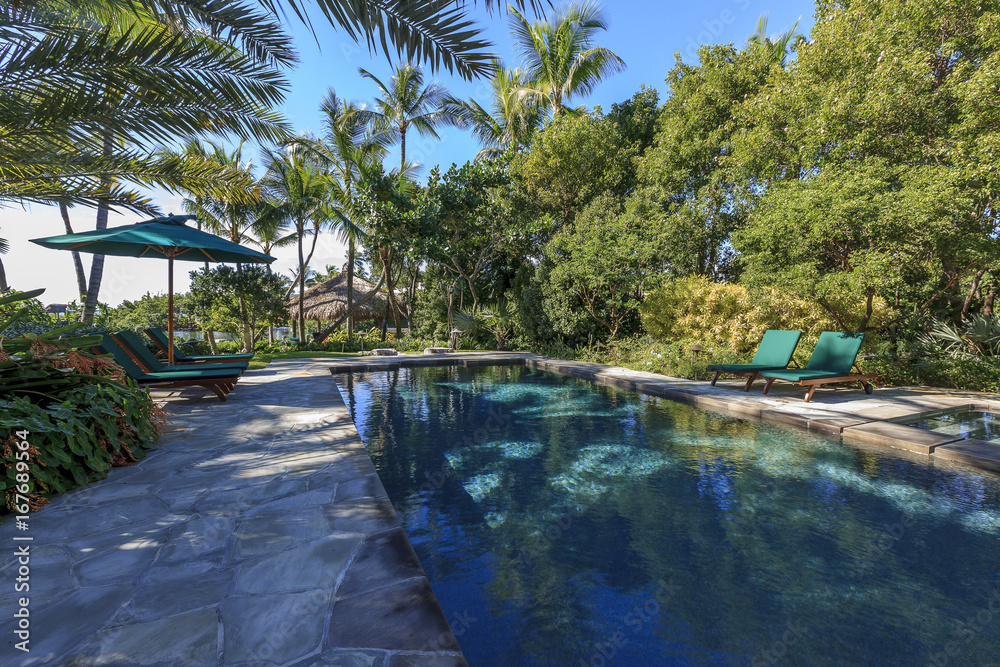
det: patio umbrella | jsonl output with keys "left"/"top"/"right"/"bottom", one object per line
{"left": 31, "top": 214, "right": 275, "bottom": 365}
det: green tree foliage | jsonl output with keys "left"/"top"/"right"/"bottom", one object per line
{"left": 731, "top": 0, "right": 1000, "bottom": 326}
{"left": 419, "top": 159, "right": 537, "bottom": 308}
{"left": 442, "top": 61, "right": 546, "bottom": 158}
{"left": 538, "top": 193, "right": 668, "bottom": 340}
{"left": 188, "top": 266, "right": 286, "bottom": 352}
{"left": 511, "top": 111, "right": 631, "bottom": 227}
{"left": 508, "top": 2, "right": 626, "bottom": 116}
{"left": 635, "top": 45, "right": 776, "bottom": 280}
{"left": 98, "top": 293, "right": 195, "bottom": 332}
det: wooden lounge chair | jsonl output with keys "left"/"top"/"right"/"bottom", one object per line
{"left": 112, "top": 330, "right": 248, "bottom": 375}
{"left": 759, "top": 331, "right": 876, "bottom": 402}
{"left": 144, "top": 327, "right": 254, "bottom": 364}
{"left": 95, "top": 336, "right": 242, "bottom": 401}
{"left": 707, "top": 330, "right": 802, "bottom": 391}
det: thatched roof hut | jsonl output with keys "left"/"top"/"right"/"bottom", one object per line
{"left": 287, "top": 271, "right": 404, "bottom": 322}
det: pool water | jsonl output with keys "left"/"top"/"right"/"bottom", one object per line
{"left": 898, "top": 409, "right": 1000, "bottom": 443}
{"left": 335, "top": 365, "right": 1000, "bottom": 666}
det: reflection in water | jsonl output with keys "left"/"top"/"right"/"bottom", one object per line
{"left": 336, "top": 366, "right": 1000, "bottom": 667}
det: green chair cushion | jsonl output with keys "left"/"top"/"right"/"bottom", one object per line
{"left": 117, "top": 330, "right": 247, "bottom": 372}
{"left": 803, "top": 331, "right": 865, "bottom": 375}
{"left": 97, "top": 336, "right": 240, "bottom": 382}
{"left": 758, "top": 368, "right": 851, "bottom": 382}
{"left": 707, "top": 330, "right": 802, "bottom": 374}
{"left": 145, "top": 327, "right": 255, "bottom": 362}
{"left": 750, "top": 329, "right": 803, "bottom": 367}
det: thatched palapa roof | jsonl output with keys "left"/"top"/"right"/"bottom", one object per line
{"left": 287, "top": 270, "right": 404, "bottom": 321}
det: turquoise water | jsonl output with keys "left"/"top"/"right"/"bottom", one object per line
{"left": 898, "top": 409, "right": 1000, "bottom": 443}
{"left": 335, "top": 365, "right": 1000, "bottom": 666}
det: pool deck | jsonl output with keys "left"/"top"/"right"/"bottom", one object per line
{"left": 3, "top": 351, "right": 999, "bottom": 665}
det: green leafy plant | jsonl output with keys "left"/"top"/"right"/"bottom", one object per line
{"left": 455, "top": 298, "right": 516, "bottom": 350}
{"left": 0, "top": 289, "right": 166, "bottom": 515}
{"left": 919, "top": 315, "right": 1000, "bottom": 358}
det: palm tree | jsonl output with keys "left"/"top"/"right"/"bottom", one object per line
{"left": 269, "top": 0, "right": 547, "bottom": 80}
{"left": 442, "top": 61, "right": 545, "bottom": 158}
{"left": 2, "top": 1, "right": 548, "bottom": 214}
{"left": 262, "top": 149, "right": 332, "bottom": 341}
{"left": 295, "top": 90, "right": 387, "bottom": 339}
{"left": 251, "top": 204, "right": 298, "bottom": 262}
{"left": 509, "top": 2, "right": 626, "bottom": 116}
{"left": 179, "top": 141, "right": 264, "bottom": 249}
{"left": 1, "top": 0, "right": 294, "bottom": 214}
{"left": 747, "top": 13, "right": 805, "bottom": 67}
{"left": 357, "top": 63, "right": 459, "bottom": 173}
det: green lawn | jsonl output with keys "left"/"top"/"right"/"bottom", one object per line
{"left": 247, "top": 350, "right": 361, "bottom": 370}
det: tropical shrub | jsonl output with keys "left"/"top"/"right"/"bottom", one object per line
{"left": 0, "top": 290, "right": 166, "bottom": 515}
{"left": 641, "top": 276, "right": 893, "bottom": 360}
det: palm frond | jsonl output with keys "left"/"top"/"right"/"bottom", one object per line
{"left": 263, "top": 0, "right": 548, "bottom": 80}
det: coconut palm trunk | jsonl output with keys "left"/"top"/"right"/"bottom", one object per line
{"left": 347, "top": 240, "right": 355, "bottom": 339}
{"left": 297, "top": 224, "right": 306, "bottom": 341}
{"left": 59, "top": 204, "right": 88, "bottom": 298}
{"left": 82, "top": 132, "right": 113, "bottom": 324}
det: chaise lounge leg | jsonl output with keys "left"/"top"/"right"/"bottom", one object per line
{"left": 804, "top": 384, "right": 818, "bottom": 402}
{"left": 711, "top": 370, "right": 721, "bottom": 386}
{"left": 208, "top": 384, "right": 228, "bottom": 401}
{"left": 743, "top": 373, "right": 758, "bottom": 392}
{"left": 762, "top": 378, "right": 775, "bottom": 395}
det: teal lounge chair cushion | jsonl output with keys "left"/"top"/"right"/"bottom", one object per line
{"left": 759, "top": 332, "right": 865, "bottom": 381}
{"left": 97, "top": 336, "right": 242, "bottom": 381}
{"left": 145, "top": 327, "right": 254, "bottom": 362}
{"left": 707, "top": 330, "right": 802, "bottom": 373}
{"left": 115, "top": 330, "right": 248, "bottom": 373}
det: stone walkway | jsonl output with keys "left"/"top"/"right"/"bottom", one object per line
{"left": 3, "top": 352, "right": 999, "bottom": 666}
{"left": 1, "top": 359, "right": 465, "bottom": 666}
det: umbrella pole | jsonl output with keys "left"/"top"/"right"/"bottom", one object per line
{"left": 168, "top": 256, "right": 175, "bottom": 366}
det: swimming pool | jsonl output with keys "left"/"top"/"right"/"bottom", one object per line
{"left": 335, "top": 365, "right": 1000, "bottom": 666}
{"left": 896, "top": 408, "right": 1000, "bottom": 443}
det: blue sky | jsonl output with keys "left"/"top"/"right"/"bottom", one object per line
{"left": 11, "top": 0, "right": 815, "bottom": 307}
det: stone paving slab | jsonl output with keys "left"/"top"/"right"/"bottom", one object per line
{"left": 842, "top": 422, "right": 963, "bottom": 455}
{"left": 933, "top": 439, "right": 1000, "bottom": 472}
{"left": 0, "top": 358, "right": 466, "bottom": 666}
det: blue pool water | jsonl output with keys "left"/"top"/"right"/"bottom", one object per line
{"left": 898, "top": 409, "right": 1000, "bottom": 443}
{"left": 335, "top": 365, "right": 1000, "bottom": 666}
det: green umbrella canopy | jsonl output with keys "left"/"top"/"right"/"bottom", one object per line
{"left": 30, "top": 214, "right": 275, "bottom": 366}
{"left": 30, "top": 214, "right": 275, "bottom": 264}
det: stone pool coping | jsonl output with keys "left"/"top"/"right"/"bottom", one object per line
{"left": 331, "top": 352, "right": 1000, "bottom": 474}
{"left": 1, "top": 358, "right": 466, "bottom": 666}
